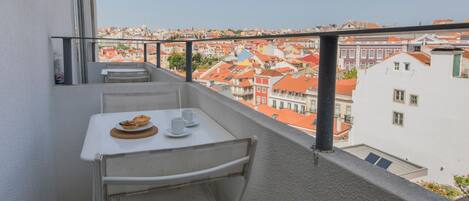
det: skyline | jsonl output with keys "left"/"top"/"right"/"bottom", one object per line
{"left": 97, "top": 0, "right": 469, "bottom": 29}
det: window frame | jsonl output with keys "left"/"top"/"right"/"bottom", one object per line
{"left": 349, "top": 49, "right": 356, "bottom": 59}
{"left": 393, "top": 89, "right": 405, "bottom": 103}
{"left": 394, "top": 62, "right": 400, "bottom": 71}
{"left": 404, "top": 62, "right": 411, "bottom": 71}
{"left": 361, "top": 49, "right": 367, "bottom": 59}
{"left": 392, "top": 111, "right": 404, "bottom": 126}
{"left": 377, "top": 49, "right": 383, "bottom": 59}
{"left": 409, "top": 94, "right": 418, "bottom": 106}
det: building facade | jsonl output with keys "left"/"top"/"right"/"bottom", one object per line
{"left": 350, "top": 48, "right": 469, "bottom": 185}
{"left": 338, "top": 36, "right": 409, "bottom": 70}
{"left": 253, "top": 69, "right": 284, "bottom": 105}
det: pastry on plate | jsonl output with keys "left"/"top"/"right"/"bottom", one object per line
{"left": 133, "top": 115, "right": 151, "bottom": 126}
{"left": 119, "top": 120, "right": 139, "bottom": 129}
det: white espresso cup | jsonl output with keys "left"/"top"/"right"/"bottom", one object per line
{"left": 171, "top": 118, "right": 185, "bottom": 134}
{"left": 182, "top": 110, "right": 195, "bottom": 123}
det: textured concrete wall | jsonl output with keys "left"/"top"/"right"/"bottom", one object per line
{"left": 51, "top": 82, "right": 188, "bottom": 201}
{"left": 0, "top": 0, "right": 73, "bottom": 201}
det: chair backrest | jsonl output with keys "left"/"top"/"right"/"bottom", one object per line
{"left": 96, "top": 137, "right": 257, "bottom": 200}
{"left": 101, "top": 91, "right": 181, "bottom": 113}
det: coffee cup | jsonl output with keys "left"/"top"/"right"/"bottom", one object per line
{"left": 171, "top": 118, "right": 185, "bottom": 134}
{"left": 182, "top": 110, "right": 195, "bottom": 123}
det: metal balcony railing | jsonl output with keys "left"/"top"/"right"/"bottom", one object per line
{"left": 52, "top": 22, "right": 469, "bottom": 152}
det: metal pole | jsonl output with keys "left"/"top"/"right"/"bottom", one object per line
{"left": 156, "top": 43, "right": 161, "bottom": 68}
{"left": 143, "top": 43, "right": 148, "bottom": 62}
{"left": 185, "top": 41, "right": 193, "bottom": 82}
{"left": 63, "top": 38, "right": 73, "bottom": 85}
{"left": 315, "top": 36, "right": 338, "bottom": 152}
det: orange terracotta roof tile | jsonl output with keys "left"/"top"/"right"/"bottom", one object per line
{"left": 301, "top": 54, "right": 320, "bottom": 64}
{"left": 336, "top": 79, "right": 357, "bottom": 96}
{"left": 407, "top": 52, "right": 431, "bottom": 65}
{"left": 275, "top": 67, "right": 296, "bottom": 74}
{"left": 259, "top": 69, "right": 283, "bottom": 77}
{"left": 234, "top": 69, "right": 255, "bottom": 79}
{"left": 273, "top": 74, "right": 318, "bottom": 93}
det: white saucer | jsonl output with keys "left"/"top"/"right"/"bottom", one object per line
{"left": 165, "top": 129, "right": 191, "bottom": 138}
{"left": 185, "top": 120, "right": 200, "bottom": 127}
{"left": 115, "top": 122, "right": 154, "bottom": 132}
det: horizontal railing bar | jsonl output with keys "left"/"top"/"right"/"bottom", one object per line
{"left": 50, "top": 36, "right": 185, "bottom": 43}
{"left": 51, "top": 23, "right": 469, "bottom": 43}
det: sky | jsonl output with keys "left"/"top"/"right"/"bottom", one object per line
{"left": 97, "top": 0, "right": 469, "bottom": 29}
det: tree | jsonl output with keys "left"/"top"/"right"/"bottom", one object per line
{"left": 343, "top": 68, "right": 358, "bottom": 79}
{"left": 418, "top": 175, "right": 469, "bottom": 200}
{"left": 116, "top": 43, "right": 130, "bottom": 50}
{"left": 419, "top": 181, "right": 462, "bottom": 200}
{"left": 455, "top": 175, "right": 469, "bottom": 197}
{"left": 168, "top": 53, "right": 185, "bottom": 71}
{"left": 168, "top": 52, "right": 221, "bottom": 72}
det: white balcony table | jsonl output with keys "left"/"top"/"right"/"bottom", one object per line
{"left": 100, "top": 68, "right": 146, "bottom": 76}
{"left": 80, "top": 108, "right": 236, "bottom": 201}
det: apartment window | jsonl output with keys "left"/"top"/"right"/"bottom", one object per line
{"left": 377, "top": 49, "right": 383, "bottom": 59}
{"left": 272, "top": 100, "right": 277, "bottom": 108}
{"left": 341, "top": 49, "right": 347, "bottom": 58}
{"left": 256, "top": 96, "right": 261, "bottom": 104}
{"left": 349, "top": 49, "right": 356, "bottom": 59}
{"left": 257, "top": 86, "right": 261, "bottom": 92}
{"left": 369, "top": 49, "right": 375, "bottom": 59}
{"left": 410, "top": 95, "right": 418, "bottom": 106}
{"left": 335, "top": 104, "right": 340, "bottom": 117}
{"left": 404, "top": 63, "right": 411, "bottom": 71}
{"left": 393, "top": 89, "right": 405, "bottom": 103}
{"left": 262, "top": 97, "right": 266, "bottom": 104}
{"left": 361, "top": 49, "right": 367, "bottom": 58}
{"left": 394, "top": 62, "right": 400, "bottom": 71}
{"left": 280, "top": 101, "right": 284, "bottom": 109}
{"left": 346, "top": 105, "right": 352, "bottom": 115}
{"left": 301, "top": 105, "right": 306, "bottom": 114}
{"left": 294, "top": 104, "right": 299, "bottom": 112}
{"left": 288, "top": 103, "right": 292, "bottom": 109}
{"left": 310, "top": 100, "right": 317, "bottom": 112}
{"left": 393, "top": 112, "right": 404, "bottom": 126}
{"left": 385, "top": 49, "right": 392, "bottom": 57}
{"left": 262, "top": 87, "right": 266, "bottom": 93}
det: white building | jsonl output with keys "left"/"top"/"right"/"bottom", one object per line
{"left": 350, "top": 47, "right": 469, "bottom": 185}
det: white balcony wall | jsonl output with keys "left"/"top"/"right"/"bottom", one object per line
{"left": 0, "top": 0, "right": 76, "bottom": 201}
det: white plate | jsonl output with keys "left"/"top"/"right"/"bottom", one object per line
{"left": 115, "top": 122, "right": 154, "bottom": 132}
{"left": 164, "top": 129, "right": 191, "bottom": 138}
{"left": 185, "top": 120, "right": 200, "bottom": 127}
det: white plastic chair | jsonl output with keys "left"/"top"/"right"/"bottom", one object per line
{"left": 101, "top": 90, "right": 181, "bottom": 113}
{"left": 95, "top": 137, "right": 257, "bottom": 201}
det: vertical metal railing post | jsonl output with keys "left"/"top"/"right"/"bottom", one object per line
{"left": 91, "top": 41, "right": 96, "bottom": 62}
{"left": 315, "top": 35, "right": 338, "bottom": 152}
{"left": 143, "top": 43, "right": 148, "bottom": 62}
{"left": 63, "top": 38, "right": 73, "bottom": 85}
{"left": 156, "top": 43, "right": 161, "bottom": 68}
{"left": 185, "top": 41, "right": 193, "bottom": 82}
